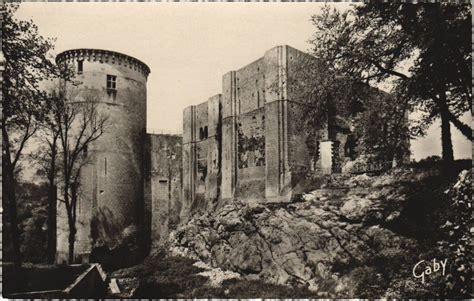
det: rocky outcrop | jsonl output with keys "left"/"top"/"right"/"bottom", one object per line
{"left": 168, "top": 163, "right": 471, "bottom": 297}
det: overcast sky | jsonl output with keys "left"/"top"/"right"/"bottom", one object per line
{"left": 15, "top": 3, "right": 471, "bottom": 161}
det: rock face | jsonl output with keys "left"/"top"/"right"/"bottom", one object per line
{"left": 168, "top": 164, "right": 471, "bottom": 297}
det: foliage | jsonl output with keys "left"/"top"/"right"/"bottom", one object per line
{"left": 2, "top": 3, "right": 58, "bottom": 167}
{"left": 309, "top": 3, "right": 471, "bottom": 162}
{"left": 286, "top": 49, "right": 409, "bottom": 164}
{"left": 3, "top": 182, "right": 49, "bottom": 264}
{"left": 286, "top": 54, "right": 359, "bottom": 130}
{"left": 2, "top": 3, "right": 59, "bottom": 265}
{"left": 351, "top": 90, "right": 410, "bottom": 163}
{"left": 17, "top": 182, "right": 49, "bottom": 263}
{"left": 3, "top": 3, "right": 57, "bottom": 128}
{"left": 438, "top": 170, "right": 472, "bottom": 297}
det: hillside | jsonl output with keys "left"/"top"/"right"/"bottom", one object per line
{"left": 111, "top": 160, "right": 471, "bottom": 298}
{"left": 168, "top": 160, "right": 471, "bottom": 298}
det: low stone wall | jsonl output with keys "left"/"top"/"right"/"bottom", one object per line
{"left": 64, "top": 263, "right": 108, "bottom": 297}
{"left": 4, "top": 263, "right": 108, "bottom": 298}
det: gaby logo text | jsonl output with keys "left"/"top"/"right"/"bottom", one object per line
{"left": 412, "top": 258, "right": 448, "bottom": 283}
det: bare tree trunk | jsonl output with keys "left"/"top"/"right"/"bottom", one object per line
{"left": 441, "top": 110, "right": 454, "bottom": 163}
{"left": 64, "top": 177, "right": 74, "bottom": 263}
{"left": 67, "top": 182, "right": 78, "bottom": 264}
{"left": 2, "top": 127, "right": 21, "bottom": 267}
{"left": 46, "top": 134, "right": 58, "bottom": 264}
{"left": 47, "top": 184, "right": 57, "bottom": 264}
{"left": 438, "top": 91, "right": 454, "bottom": 163}
{"left": 67, "top": 219, "right": 76, "bottom": 264}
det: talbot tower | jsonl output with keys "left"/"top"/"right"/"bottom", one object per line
{"left": 55, "top": 49, "right": 150, "bottom": 263}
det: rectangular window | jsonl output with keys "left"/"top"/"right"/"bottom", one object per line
{"left": 77, "top": 60, "right": 83, "bottom": 74}
{"left": 106, "top": 75, "right": 117, "bottom": 90}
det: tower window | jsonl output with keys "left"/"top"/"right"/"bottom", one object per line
{"left": 106, "top": 75, "right": 117, "bottom": 90}
{"left": 77, "top": 60, "right": 83, "bottom": 74}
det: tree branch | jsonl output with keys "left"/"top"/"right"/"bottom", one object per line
{"left": 12, "top": 114, "right": 38, "bottom": 170}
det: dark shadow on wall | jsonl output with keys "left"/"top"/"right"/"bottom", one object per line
{"left": 89, "top": 207, "right": 145, "bottom": 271}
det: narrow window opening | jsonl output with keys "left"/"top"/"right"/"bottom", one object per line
{"left": 106, "top": 75, "right": 117, "bottom": 100}
{"left": 106, "top": 74, "right": 117, "bottom": 90}
{"left": 204, "top": 126, "right": 208, "bottom": 138}
{"left": 104, "top": 157, "right": 107, "bottom": 176}
{"left": 77, "top": 60, "right": 83, "bottom": 74}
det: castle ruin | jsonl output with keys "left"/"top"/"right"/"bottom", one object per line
{"left": 55, "top": 45, "right": 406, "bottom": 264}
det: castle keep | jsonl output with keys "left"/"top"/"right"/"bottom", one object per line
{"left": 183, "top": 45, "right": 357, "bottom": 212}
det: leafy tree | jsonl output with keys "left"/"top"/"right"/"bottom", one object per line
{"left": 309, "top": 2, "right": 471, "bottom": 163}
{"left": 2, "top": 3, "right": 58, "bottom": 265}
{"left": 286, "top": 52, "right": 410, "bottom": 167}
{"left": 351, "top": 88, "right": 411, "bottom": 164}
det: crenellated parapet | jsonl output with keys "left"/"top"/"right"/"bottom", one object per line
{"left": 56, "top": 48, "right": 150, "bottom": 78}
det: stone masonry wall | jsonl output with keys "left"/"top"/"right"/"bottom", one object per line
{"left": 183, "top": 45, "right": 403, "bottom": 210}
{"left": 182, "top": 95, "right": 221, "bottom": 221}
{"left": 55, "top": 49, "right": 149, "bottom": 263}
{"left": 184, "top": 45, "right": 324, "bottom": 206}
{"left": 144, "top": 134, "right": 182, "bottom": 249}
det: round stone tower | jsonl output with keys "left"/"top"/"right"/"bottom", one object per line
{"left": 55, "top": 49, "right": 150, "bottom": 263}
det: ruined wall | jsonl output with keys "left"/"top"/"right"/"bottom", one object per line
{"left": 232, "top": 58, "right": 266, "bottom": 200}
{"left": 263, "top": 45, "right": 294, "bottom": 201}
{"left": 55, "top": 49, "right": 149, "bottom": 263}
{"left": 234, "top": 109, "right": 266, "bottom": 200}
{"left": 144, "top": 134, "right": 182, "bottom": 249}
{"left": 182, "top": 95, "right": 221, "bottom": 220}
{"left": 182, "top": 105, "right": 195, "bottom": 220}
{"left": 221, "top": 71, "right": 237, "bottom": 201}
{"left": 188, "top": 45, "right": 323, "bottom": 205}
{"left": 194, "top": 101, "right": 209, "bottom": 207}
{"left": 206, "top": 95, "right": 222, "bottom": 206}
{"left": 184, "top": 44, "right": 405, "bottom": 207}
{"left": 285, "top": 47, "right": 328, "bottom": 189}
